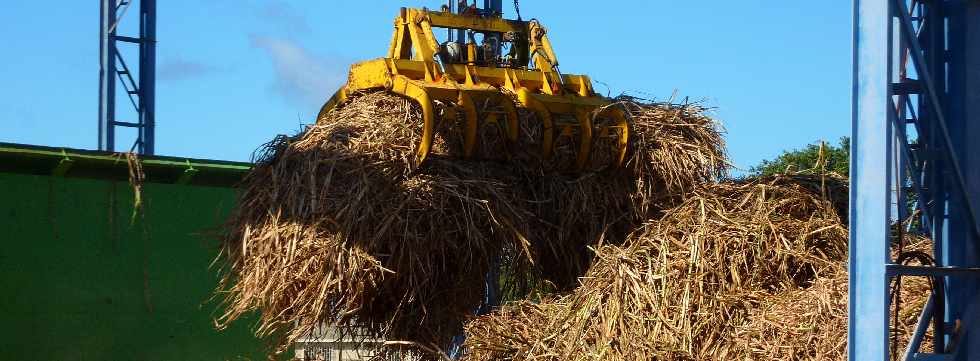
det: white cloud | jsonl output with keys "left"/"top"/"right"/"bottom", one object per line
{"left": 249, "top": 35, "right": 347, "bottom": 108}
{"left": 158, "top": 57, "right": 217, "bottom": 82}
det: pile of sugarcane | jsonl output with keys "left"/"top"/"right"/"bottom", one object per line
{"left": 462, "top": 174, "right": 931, "bottom": 361}
{"left": 464, "top": 175, "right": 850, "bottom": 360}
{"left": 213, "top": 91, "right": 726, "bottom": 358}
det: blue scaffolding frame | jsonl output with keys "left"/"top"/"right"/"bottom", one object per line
{"left": 850, "top": 1, "right": 980, "bottom": 360}
{"left": 98, "top": 0, "right": 156, "bottom": 155}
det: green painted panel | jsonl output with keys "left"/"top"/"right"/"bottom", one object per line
{"left": 0, "top": 172, "right": 266, "bottom": 360}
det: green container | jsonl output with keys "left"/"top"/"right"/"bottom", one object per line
{"left": 0, "top": 143, "right": 267, "bottom": 360}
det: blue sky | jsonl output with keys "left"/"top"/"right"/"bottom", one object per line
{"left": 0, "top": 1, "right": 852, "bottom": 171}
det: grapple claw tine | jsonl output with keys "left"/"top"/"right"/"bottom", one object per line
{"left": 587, "top": 106, "right": 630, "bottom": 169}
{"left": 456, "top": 92, "right": 478, "bottom": 158}
{"left": 517, "top": 89, "right": 554, "bottom": 160}
{"left": 388, "top": 83, "right": 435, "bottom": 167}
{"left": 607, "top": 107, "right": 630, "bottom": 167}
{"left": 499, "top": 97, "right": 520, "bottom": 142}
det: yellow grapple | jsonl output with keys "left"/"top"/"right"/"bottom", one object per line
{"left": 318, "top": 7, "right": 628, "bottom": 171}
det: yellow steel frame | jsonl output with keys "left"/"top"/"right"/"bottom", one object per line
{"left": 317, "top": 7, "right": 628, "bottom": 170}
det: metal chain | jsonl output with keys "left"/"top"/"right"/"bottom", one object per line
{"left": 513, "top": 0, "right": 522, "bottom": 20}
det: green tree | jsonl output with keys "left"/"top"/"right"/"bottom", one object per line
{"left": 750, "top": 137, "right": 850, "bottom": 177}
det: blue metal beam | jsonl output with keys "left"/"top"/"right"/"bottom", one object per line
{"left": 903, "top": 295, "right": 935, "bottom": 360}
{"left": 850, "top": 0, "right": 892, "bottom": 360}
{"left": 139, "top": 0, "right": 156, "bottom": 155}
{"left": 887, "top": 265, "right": 980, "bottom": 278}
{"left": 944, "top": 2, "right": 980, "bottom": 359}
{"left": 98, "top": 0, "right": 116, "bottom": 153}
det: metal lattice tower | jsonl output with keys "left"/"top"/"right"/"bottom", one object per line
{"left": 99, "top": 0, "right": 156, "bottom": 155}
{"left": 850, "top": 0, "right": 980, "bottom": 360}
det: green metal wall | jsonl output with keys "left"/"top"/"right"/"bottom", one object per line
{"left": 0, "top": 145, "right": 266, "bottom": 360}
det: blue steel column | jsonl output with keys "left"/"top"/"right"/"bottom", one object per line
{"left": 849, "top": 0, "right": 892, "bottom": 360}
{"left": 99, "top": 0, "right": 117, "bottom": 152}
{"left": 922, "top": 2, "right": 948, "bottom": 349}
{"left": 140, "top": 0, "right": 156, "bottom": 155}
{"left": 946, "top": 2, "right": 980, "bottom": 358}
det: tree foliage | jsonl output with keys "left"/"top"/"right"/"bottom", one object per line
{"left": 750, "top": 137, "right": 850, "bottom": 177}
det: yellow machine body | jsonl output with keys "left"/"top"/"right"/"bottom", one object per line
{"left": 318, "top": 7, "right": 628, "bottom": 170}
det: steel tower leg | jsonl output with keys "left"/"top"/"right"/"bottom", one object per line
{"left": 946, "top": 2, "right": 980, "bottom": 358}
{"left": 99, "top": 0, "right": 117, "bottom": 152}
{"left": 140, "top": 0, "right": 156, "bottom": 155}
{"left": 98, "top": 0, "right": 157, "bottom": 155}
{"left": 849, "top": 1, "right": 892, "bottom": 360}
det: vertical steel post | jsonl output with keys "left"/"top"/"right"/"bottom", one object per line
{"left": 946, "top": 1, "right": 980, "bottom": 358}
{"left": 99, "top": 0, "right": 117, "bottom": 152}
{"left": 140, "top": 0, "right": 156, "bottom": 155}
{"left": 918, "top": 2, "right": 949, "bottom": 349}
{"left": 850, "top": 0, "right": 892, "bottom": 360}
